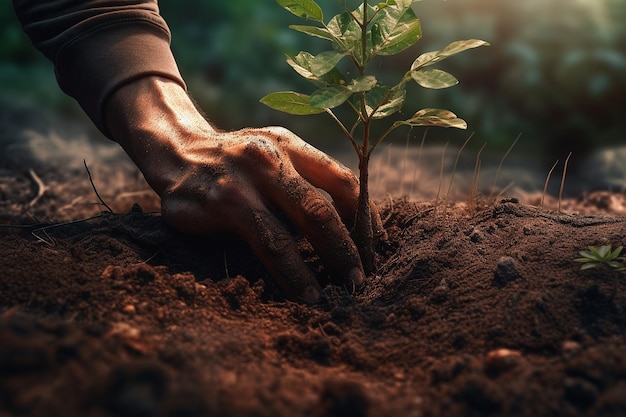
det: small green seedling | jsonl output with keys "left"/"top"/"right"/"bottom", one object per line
{"left": 261, "top": 0, "right": 489, "bottom": 272}
{"left": 575, "top": 244, "right": 626, "bottom": 272}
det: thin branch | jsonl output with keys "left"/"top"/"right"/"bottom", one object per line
{"left": 349, "top": 116, "right": 362, "bottom": 137}
{"left": 83, "top": 160, "right": 113, "bottom": 213}
{"left": 369, "top": 122, "right": 401, "bottom": 156}
{"left": 325, "top": 109, "right": 361, "bottom": 157}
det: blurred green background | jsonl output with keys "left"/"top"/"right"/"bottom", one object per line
{"left": 1, "top": 0, "right": 625, "bottom": 161}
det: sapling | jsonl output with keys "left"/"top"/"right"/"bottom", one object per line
{"left": 575, "top": 244, "right": 626, "bottom": 272}
{"left": 261, "top": 0, "right": 489, "bottom": 273}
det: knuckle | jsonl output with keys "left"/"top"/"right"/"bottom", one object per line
{"left": 161, "top": 175, "right": 242, "bottom": 231}
{"left": 228, "top": 138, "right": 282, "bottom": 172}
{"left": 337, "top": 166, "right": 359, "bottom": 191}
{"left": 264, "top": 126, "right": 291, "bottom": 138}
{"left": 262, "top": 126, "right": 302, "bottom": 147}
{"left": 302, "top": 195, "right": 337, "bottom": 226}
{"left": 263, "top": 228, "right": 294, "bottom": 259}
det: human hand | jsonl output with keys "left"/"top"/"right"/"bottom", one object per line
{"left": 105, "top": 77, "right": 383, "bottom": 302}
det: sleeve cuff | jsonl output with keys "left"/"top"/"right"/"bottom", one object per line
{"left": 54, "top": 19, "right": 186, "bottom": 138}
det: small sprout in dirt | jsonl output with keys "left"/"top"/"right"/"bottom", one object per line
{"left": 261, "top": 0, "right": 489, "bottom": 273}
{"left": 575, "top": 244, "right": 626, "bottom": 272}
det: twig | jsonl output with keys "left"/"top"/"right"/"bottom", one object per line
{"left": 83, "top": 160, "right": 113, "bottom": 213}
{"left": 28, "top": 169, "right": 49, "bottom": 207}
{"left": 32, "top": 230, "right": 55, "bottom": 247}
{"left": 0, "top": 212, "right": 115, "bottom": 231}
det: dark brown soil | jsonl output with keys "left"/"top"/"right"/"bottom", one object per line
{"left": 2, "top": 128, "right": 626, "bottom": 417}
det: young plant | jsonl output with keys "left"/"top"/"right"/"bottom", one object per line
{"left": 261, "top": 0, "right": 489, "bottom": 273}
{"left": 575, "top": 244, "right": 626, "bottom": 272}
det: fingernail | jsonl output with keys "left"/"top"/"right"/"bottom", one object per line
{"left": 349, "top": 267, "right": 365, "bottom": 289}
{"left": 301, "top": 285, "right": 320, "bottom": 304}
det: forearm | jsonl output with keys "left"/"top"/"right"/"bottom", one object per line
{"left": 105, "top": 76, "right": 219, "bottom": 195}
{"left": 12, "top": 0, "right": 185, "bottom": 137}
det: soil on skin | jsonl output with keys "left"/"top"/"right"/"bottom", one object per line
{"left": 2, "top": 124, "right": 626, "bottom": 417}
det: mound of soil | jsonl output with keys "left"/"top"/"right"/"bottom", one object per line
{"left": 1, "top": 123, "right": 626, "bottom": 417}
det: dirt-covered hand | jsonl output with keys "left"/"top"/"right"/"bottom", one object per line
{"left": 105, "top": 76, "right": 382, "bottom": 302}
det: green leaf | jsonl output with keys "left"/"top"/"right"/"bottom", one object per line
{"left": 347, "top": 76, "right": 377, "bottom": 93}
{"left": 310, "top": 85, "right": 352, "bottom": 108}
{"left": 373, "top": 91, "right": 406, "bottom": 118}
{"left": 412, "top": 68, "right": 459, "bottom": 89}
{"left": 286, "top": 52, "right": 318, "bottom": 80}
{"left": 393, "top": 0, "right": 415, "bottom": 8}
{"left": 397, "top": 108, "right": 468, "bottom": 129}
{"left": 580, "top": 263, "right": 599, "bottom": 270}
{"left": 289, "top": 25, "right": 334, "bottom": 41}
{"left": 371, "top": 4, "right": 422, "bottom": 56}
{"left": 286, "top": 52, "right": 346, "bottom": 85}
{"left": 574, "top": 257, "right": 595, "bottom": 263}
{"left": 610, "top": 245, "right": 624, "bottom": 259}
{"left": 327, "top": 9, "right": 367, "bottom": 60}
{"left": 593, "top": 245, "right": 610, "bottom": 259}
{"left": 365, "top": 87, "right": 406, "bottom": 118}
{"left": 411, "top": 39, "right": 490, "bottom": 71}
{"left": 410, "top": 51, "right": 443, "bottom": 71}
{"left": 260, "top": 91, "right": 325, "bottom": 115}
{"left": 438, "top": 39, "right": 490, "bottom": 58}
{"left": 276, "top": 0, "right": 323, "bottom": 22}
{"left": 309, "top": 51, "right": 348, "bottom": 77}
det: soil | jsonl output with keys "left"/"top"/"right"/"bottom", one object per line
{"left": 2, "top": 119, "right": 626, "bottom": 417}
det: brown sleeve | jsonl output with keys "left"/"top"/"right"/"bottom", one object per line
{"left": 12, "top": 0, "right": 186, "bottom": 137}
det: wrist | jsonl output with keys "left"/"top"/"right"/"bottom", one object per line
{"left": 104, "top": 76, "right": 218, "bottom": 194}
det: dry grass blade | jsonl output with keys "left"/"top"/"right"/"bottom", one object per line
{"left": 469, "top": 142, "right": 487, "bottom": 215}
{"left": 409, "top": 128, "right": 428, "bottom": 199}
{"left": 399, "top": 128, "right": 413, "bottom": 197}
{"left": 435, "top": 142, "right": 449, "bottom": 213}
{"left": 490, "top": 133, "right": 521, "bottom": 201}
{"left": 443, "top": 132, "right": 475, "bottom": 219}
{"left": 539, "top": 159, "right": 560, "bottom": 210}
{"left": 558, "top": 152, "right": 572, "bottom": 213}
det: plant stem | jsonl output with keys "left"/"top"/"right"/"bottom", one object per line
{"left": 350, "top": 0, "right": 376, "bottom": 275}
{"left": 360, "top": 0, "right": 368, "bottom": 69}
{"left": 353, "top": 151, "right": 375, "bottom": 274}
